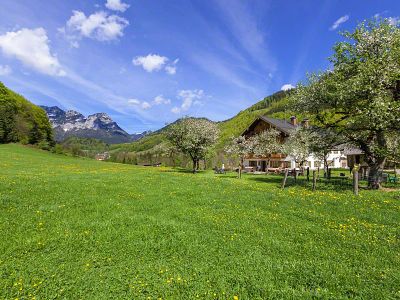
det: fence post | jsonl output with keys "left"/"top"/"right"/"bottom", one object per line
{"left": 307, "top": 167, "right": 310, "bottom": 182}
{"left": 353, "top": 170, "right": 359, "bottom": 196}
{"left": 312, "top": 170, "right": 317, "bottom": 191}
{"left": 282, "top": 169, "right": 289, "bottom": 189}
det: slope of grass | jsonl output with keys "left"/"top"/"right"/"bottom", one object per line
{"left": 1, "top": 144, "right": 399, "bottom": 299}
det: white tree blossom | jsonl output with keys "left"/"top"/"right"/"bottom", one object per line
{"left": 292, "top": 19, "right": 400, "bottom": 188}
{"left": 166, "top": 118, "right": 219, "bottom": 172}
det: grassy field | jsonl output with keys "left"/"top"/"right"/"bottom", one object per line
{"left": 0, "top": 144, "right": 399, "bottom": 299}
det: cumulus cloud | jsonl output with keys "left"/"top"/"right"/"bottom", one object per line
{"left": 165, "top": 65, "right": 176, "bottom": 75}
{"left": 128, "top": 98, "right": 141, "bottom": 105}
{"left": 171, "top": 89, "right": 204, "bottom": 114}
{"left": 0, "top": 28, "right": 65, "bottom": 76}
{"left": 165, "top": 58, "right": 179, "bottom": 75}
{"left": 128, "top": 95, "right": 171, "bottom": 110}
{"left": 171, "top": 107, "right": 181, "bottom": 114}
{"left": 330, "top": 15, "right": 349, "bottom": 31}
{"left": 281, "top": 84, "right": 294, "bottom": 91}
{"left": 133, "top": 54, "right": 178, "bottom": 74}
{"left": 61, "top": 10, "right": 129, "bottom": 45}
{"left": 0, "top": 65, "right": 12, "bottom": 76}
{"left": 154, "top": 95, "right": 171, "bottom": 105}
{"left": 128, "top": 98, "right": 150, "bottom": 109}
{"left": 141, "top": 101, "right": 151, "bottom": 110}
{"left": 388, "top": 17, "right": 400, "bottom": 26}
{"left": 105, "top": 0, "right": 130, "bottom": 12}
{"left": 132, "top": 54, "right": 168, "bottom": 72}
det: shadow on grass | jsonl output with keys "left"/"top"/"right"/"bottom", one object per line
{"left": 160, "top": 168, "right": 206, "bottom": 174}
{"left": 245, "top": 174, "right": 357, "bottom": 192}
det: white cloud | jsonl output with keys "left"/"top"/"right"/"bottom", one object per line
{"left": 61, "top": 10, "right": 129, "bottom": 45}
{"left": 141, "top": 101, "right": 151, "bottom": 110}
{"left": 330, "top": 15, "right": 349, "bottom": 31}
{"left": 171, "top": 107, "right": 181, "bottom": 114}
{"left": 165, "top": 65, "right": 176, "bottom": 75}
{"left": 154, "top": 95, "right": 171, "bottom": 105}
{"left": 0, "top": 65, "right": 12, "bottom": 76}
{"left": 132, "top": 54, "right": 168, "bottom": 72}
{"left": 0, "top": 28, "right": 65, "bottom": 76}
{"left": 133, "top": 54, "right": 179, "bottom": 74}
{"left": 172, "top": 89, "right": 204, "bottom": 114}
{"left": 388, "top": 17, "right": 400, "bottom": 26}
{"left": 281, "top": 84, "right": 294, "bottom": 91}
{"left": 128, "top": 95, "right": 171, "bottom": 110}
{"left": 128, "top": 98, "right": 151, "bottom": 110}
{"left": 128, "top": 98, "right": 141, "bottom": 105}
{"left": 105, "top": 0, "right": 130, "bottom": 12}
{"left": 165, "top": 58, "right": 179, "bottom": 75}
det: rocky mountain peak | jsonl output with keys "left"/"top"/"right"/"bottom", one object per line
{"left": 41, "top": 105, "right": 149, "bottom": 144}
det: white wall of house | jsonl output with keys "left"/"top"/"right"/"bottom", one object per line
{"left": 243, "top": 150, "right": 347, "bottom": 170}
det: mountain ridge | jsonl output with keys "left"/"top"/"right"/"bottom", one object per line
{"left": 41, "top": 106, "right": 150, "bottom": 144}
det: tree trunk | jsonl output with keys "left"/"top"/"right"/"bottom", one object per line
{"left": 367, "top": 158, "right": 386, "bottom": 189}
{"left": 353, "top": 169, "right": 359, "bottom": 195}
{"left": 324, "top": 157, "right": 328, "bottom": 178}
{"left": 364, "top": 131, "right": 387, "bottom": 189}
{"left": 192, "top": 158, "right": 197, "bottom": 173}
{"left": 282, "top": 169, "right": 289, "bottom": 189}
{"left": 238, "top": 157, "right": 243, "bottom": 179}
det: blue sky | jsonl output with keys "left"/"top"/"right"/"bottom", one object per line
{"left": 0, "top": 0, "right": 399, "bottom": 133}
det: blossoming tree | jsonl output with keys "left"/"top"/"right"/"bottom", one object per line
{"left": 166, "top": 117, "right": 219, "bottom": 173}
{"left": 292, "top": 19, "right": 400, "bottom": 189}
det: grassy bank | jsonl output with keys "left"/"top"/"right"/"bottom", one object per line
{"left": 0, "top": 144, "right": 399, "bottom": 299}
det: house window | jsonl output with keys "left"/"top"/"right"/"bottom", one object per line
{"left": 314, "top": 161, "right": 321, "bottom": 168}
{"left": 270, "top": 161, "right": 281, "bottom": 168}
{"left": 249, "top": 160, "right": 257, "bottom": 167}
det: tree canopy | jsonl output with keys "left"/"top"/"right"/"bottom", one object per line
{"left": 0, "top": 82, "right": 54, "bottom": 147}
{"left": 166, "top": 118, "right": 219, "bottom": 172}
{"left": 292, "top": 19, "right": 400, "bottom": 188}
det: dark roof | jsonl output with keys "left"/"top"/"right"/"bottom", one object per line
{"left": 258, "top": 116, "right": 296, "bottom": 134}
{"left": 343, "top": 148, "right": 363, "bottom": 155}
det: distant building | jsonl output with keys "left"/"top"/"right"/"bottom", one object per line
{"left": 95, "top": 152, "right": 110, "bottom": 161}
{"left": 242, "top": 116, "right": 347, "bottom": 172}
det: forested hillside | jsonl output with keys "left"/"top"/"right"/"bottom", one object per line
{"left": 0, "top": 82, "right": 53, "bottom": 147}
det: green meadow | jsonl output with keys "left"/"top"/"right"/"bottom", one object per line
{"left": 0, "top": 144, "right": 399, "bottom": 299}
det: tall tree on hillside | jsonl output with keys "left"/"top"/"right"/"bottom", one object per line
{"left": 166, "top": 118, "right": 219, "bottom": 173}
{"left": 225, "top": 135, "right": 253, "bottom": 178}
{"left": 292, "top": 19, "right": 400, "bottom": 189}
{"left": 250, "top": 129, "right": 282, "bottom": 172}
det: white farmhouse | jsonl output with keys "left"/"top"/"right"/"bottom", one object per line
{"left": 241, "top": 116, "right": 347, "bottom": 172}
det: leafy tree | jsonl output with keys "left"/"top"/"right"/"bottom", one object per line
{"left": 166, "top": 118, "right": 219, "bottom": 173}
{"left": 282, "top": 127, "right": 313, "bottom": 169}
{"left": 225, "top": 135, "right": 253, "bottom": 178}
{"left": 0, "top": 81, "right": 54, "bottom": 146}
{"left": 308, "top": 128, "right": 345, "bottom": 177}
{"left": 292, "top": 19, "right": 400, "bottom": 189}
{"left": 250, "top": 128, "right": 282, "bottom": 172}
